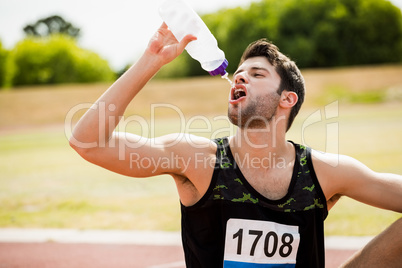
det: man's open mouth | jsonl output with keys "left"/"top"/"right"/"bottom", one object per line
{"left": 230, "top": 85, "right": 247, "bottom": 102}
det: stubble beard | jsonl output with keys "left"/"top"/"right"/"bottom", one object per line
{"left": 228, "top": 93, "right": 281, "bottom": 129}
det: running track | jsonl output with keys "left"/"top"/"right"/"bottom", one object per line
{"left": 0, "top": 229, "right": 372, "bottom": 268}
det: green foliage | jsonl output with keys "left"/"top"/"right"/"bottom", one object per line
{"left": 316, "top": 85, "right": 387, "bottom": 105}
{"left": 182, "top": 1, "right": 286, "bottom": 76}
{"left": 155, "top": 53, "right": 194, "bottom": 78}
{"left": 0, "top": 41, "right": 9, "bottom": 87}
{"left": 277, "top": 0, "right": 402, "bottom": 67}
{"left": 159, "top": 0, "right": 402, "bottom": 77}
{"left": 24, "top": 15, "right": 80, "bottom": 39}
{"left": 10, "top": 35, "right": 115, "bottom": 86}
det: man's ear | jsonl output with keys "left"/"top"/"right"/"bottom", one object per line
{"left": 279, "top": 90, "right": 298, "bottom": 108}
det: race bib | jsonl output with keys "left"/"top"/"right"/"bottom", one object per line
{"left": 224, "top": 219, "right": 300, "bottom": 267}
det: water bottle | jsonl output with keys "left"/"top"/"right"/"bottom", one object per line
{"left": 159, "top": 0, "right": 228, "bottom": 76}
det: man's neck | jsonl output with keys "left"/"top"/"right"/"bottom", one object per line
{"left": 230, "top": 127, "right": 290, "bottom": 158}
{"left": 229, "top": 126, "right": 296, "bottom": 175}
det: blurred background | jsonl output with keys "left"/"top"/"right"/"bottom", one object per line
{"left": 0, "top": 0, "right": 402, "bottom": 235}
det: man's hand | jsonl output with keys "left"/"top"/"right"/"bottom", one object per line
{"left": 147, "top": 22, "right": 197, "bottom": 65}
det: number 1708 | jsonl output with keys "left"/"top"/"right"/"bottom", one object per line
{"left": 232, "top": 228, "right": 295, "bottom": 258}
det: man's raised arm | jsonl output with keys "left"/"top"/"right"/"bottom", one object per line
{"left": 69, "top": 23, "right": 197, "bottom": 177}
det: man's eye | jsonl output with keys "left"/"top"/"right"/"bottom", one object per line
{"left": 254, "top": 73, "right": 264, "bottom": 77}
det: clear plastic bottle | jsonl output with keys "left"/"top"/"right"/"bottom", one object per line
{"left": 159, "top": 0, "right": 228, "bottom": 76}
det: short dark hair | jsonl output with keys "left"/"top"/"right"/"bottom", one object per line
{"left": 239, "top": 39, "right": 305, "bottom": 131}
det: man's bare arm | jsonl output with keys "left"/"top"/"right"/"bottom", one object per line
{"left": 69, "top": 23, "right": 197, "bottom": 178}
{"left": 313, "top": 151, "right": 402, "bottom": 213}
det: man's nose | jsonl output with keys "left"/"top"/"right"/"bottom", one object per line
{"left": 234, "top": 72, "right": 248, "bottom": 84}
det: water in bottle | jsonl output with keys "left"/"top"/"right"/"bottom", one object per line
{"left": 159, "top": 0, "right": 229, "bottom": 78}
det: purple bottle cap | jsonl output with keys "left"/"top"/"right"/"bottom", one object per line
{"left": 208, "top": 59, "right": 229, "bottom": 76}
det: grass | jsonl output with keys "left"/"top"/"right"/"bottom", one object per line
{"left": 0, "top": 64, "right": 402, "bottom": 235}
{"left": 325, "top": 197, "right": 401, "bottom": 236}
{"left": 0, "top": 131, "right": 181, "bottom": 230}
{"left": 316, "top": 85, "right": 386, "bottom": 105}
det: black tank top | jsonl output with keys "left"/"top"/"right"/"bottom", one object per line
{"left": 181, "top": 137, "right": 328, "bottom": 267}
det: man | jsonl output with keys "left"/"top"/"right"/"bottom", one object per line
{"left": 70, "top": 23, "right": 402, "bottom": 267}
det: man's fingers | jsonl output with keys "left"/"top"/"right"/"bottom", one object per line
{"left": 177, "top": 34, "right": 197, "bottom": 53}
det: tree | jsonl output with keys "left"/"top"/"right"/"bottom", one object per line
{"left": 0, "top": 41, "right": 10, "bottom": 87}
{"left": 10, "top": 35, "right": 115, "bottom": 86}
{"left": 23, "top": 15, "right": 80, "bottom": 38}
{"left": 276, "top": 0, "right": 402, "bottom": 67}
{"left": 203, "top": 0, "right": 286, "bottom": 74}
{"left": 155, "top": 0, "right": 402, "bottom": 77}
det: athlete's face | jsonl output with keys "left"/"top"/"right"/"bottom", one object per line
{"left": 228, "top": 56, "right": 282, "bottom": 129}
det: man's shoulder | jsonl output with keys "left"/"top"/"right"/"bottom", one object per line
{"left": 310, "top": 148, "right": 364, "bottom": 186}
{"left": 160, "top": 133, "right": 218, "bottom": 156}
{"left": 310, "top": 149, "right": 355, "bottom": 169}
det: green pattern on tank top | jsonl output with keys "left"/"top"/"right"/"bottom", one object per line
{"left": 210, "top": 137, "right": 326, "bottom": 213}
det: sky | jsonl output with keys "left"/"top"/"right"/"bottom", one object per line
{"left": 1, "top": 0, "right": 402, "bottom": 71}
